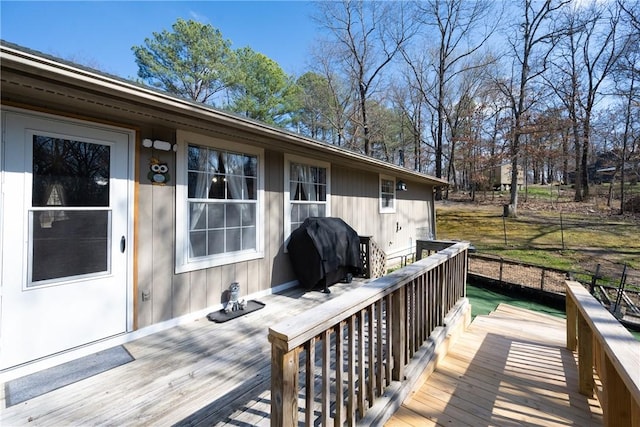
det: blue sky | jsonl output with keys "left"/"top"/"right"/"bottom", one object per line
{"left": 1, "top": 1, "right": 319, "bottom": 79}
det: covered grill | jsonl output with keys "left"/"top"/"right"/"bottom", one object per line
{"left": 287, "top": 217, "right": 363, "bottom": 292}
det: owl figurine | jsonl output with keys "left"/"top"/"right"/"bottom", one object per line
{"left": 148, "top": 157, "right": 170, "bottom": 184}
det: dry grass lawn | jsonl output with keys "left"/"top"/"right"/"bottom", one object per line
{"left": 436, "top": 187, "right": 640, "bottom": 286}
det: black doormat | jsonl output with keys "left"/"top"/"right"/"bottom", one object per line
{"left": 207, "top": 300, "right": 265, "bottom": 323}
{"left": 5, "top": 345, "right": 134, "bottom": 407}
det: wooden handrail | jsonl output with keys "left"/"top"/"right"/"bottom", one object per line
{"left": 565, "top": 280, "right": 640, "bottom": 427}
{"left": 269, "top": 241, "right": 469, "bottom": 426}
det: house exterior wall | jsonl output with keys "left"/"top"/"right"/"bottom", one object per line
{"left": 331, "top": 165, "right": 434, "bottom": 260}
{"left": 134, "top": 133, "right": 435, "bottom": 328}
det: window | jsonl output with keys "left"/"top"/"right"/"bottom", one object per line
{"left": 380, "top": 175, "right": 396, "bottom": 213}
{"left": 30, "top": 135, "right": 111, "bottom": 285}
{"left": 176, "top": 130, "right": 264, "bottom": 273}
{"left": 284, "top": 155, "right": 330, "bottom": 243}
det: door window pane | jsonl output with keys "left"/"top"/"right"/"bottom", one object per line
{"left": 32, "top": 135, "right": 110, "bottom": 207}
{"left": 30, "top": 210, "right": 110, "bottom": 284}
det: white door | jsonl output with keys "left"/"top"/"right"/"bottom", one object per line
{"left": 1, "top": 111, "right": 132, "bottom": 369}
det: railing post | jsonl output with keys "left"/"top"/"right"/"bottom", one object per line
{"left": 392, "top": 286, "right": 406, "bottom": 381}
{"left": 566, "top": 294, "right": 577, "bottom": 351}
{"left": 603, "top": 353, "right": 632, "bottom": 426}
{"left": 577, "top": 313, "right": 594, "bottom": 397}
{"left": 270, "top": 341, "right": 298, "bottom": 427}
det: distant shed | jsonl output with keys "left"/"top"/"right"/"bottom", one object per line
{"left": 490, "top": 163, "right": 524, "bottom": 190}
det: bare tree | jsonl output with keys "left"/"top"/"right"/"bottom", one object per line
{"left": 495, "top": 0, "right": 570, "bottom": 217}
{"left": 612, "top": 5, "right": 640, "bottom": 213}
{"left": 574, "top": 2, "right": 625, "bottom": 201}
{"left": 314, "top": 0, "right": 415, "bottom": 155}
{"left": 401, "top": 0, "right": 497, "bottom": 198}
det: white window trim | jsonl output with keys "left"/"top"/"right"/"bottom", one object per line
{"left": 283, "top": 154, "right": 331, "bottom": 248}
{"left": 175, "top": 129, "right": 265, "bottom": 274}
{"left": 379, "top": 174, "right": 396, "bottom": 214}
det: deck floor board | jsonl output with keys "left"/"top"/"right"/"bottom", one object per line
{"left": 3, "top": 289, "right": 605, "bottom": 426}
{"left": 386, "top": 303, "right": 603, "bottom": 427}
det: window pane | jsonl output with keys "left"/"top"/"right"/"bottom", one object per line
{"left": 188, "top": 172, "right": 210, "bottom": 199}
{"left": 31, "top": 210, "right": 109, "bottom": 283}
{"left": 226, "top": 204, "right": 241, "bottom": 227}
{"left": 189, "top": 231, "right": 206, "bottom": 257}
{"left": 207, "top": 204, "right": 224, "bottom": 229}
{"left": 32, "top": 135, "right": 110, "bottom": 207}
{"left": 245, "top": 177, "right": 257, "bottom": 200}
{"left": 380, "top": 180, "right": 389, "bottom": 193}
{"left": 226, "top": 176, "right": 244, "bottom": 199}
{"left": 291, "top": 204, "right": 300, "bottom": 222}
{"left": 226, "top": 228, "right": 241, "bottom": 252}
{"left": 208, "top": 174, "right": 225, "bottom": 199}
{"left": 299, "top": 204, "right": 309, "bottom": 221}
{"left": 242, "top": 204, "right": 256, "bottom": 226}
{"left": 318, "top": 205, "right": 326, "bottom": 217}
{"left": 208, "top": 150, "right": 222, "bottom": 173}
{"left": 309, "top": 204, "right": 319, "bottom": 217}
{"left": 188, "top": 145, "right": 203, "bottom": 171}
{"left": 290, "top": 163, "right": 300, "bottom": 181}
{"left": 189, "top": 203, "right": 207, "bottom": 230}
{"left": 318, "top": 168, "right": 326, "bottom": 184}
{"left": 304, "top": 183, "right": 313, "bottom": 201}
{"left": 242, "top": 226, "right": 256, "bottom": 250}
{"left": 317, "top": 184, "right": 326, "bottom": 201}
{"left": 244, "top": 156, "right": 257, "bottom": 177}
{"left": 226, "top": 153, "right": 244, "bottom": 175}
{"left": 208, "top": 229, "right": 224, "bottom": 255}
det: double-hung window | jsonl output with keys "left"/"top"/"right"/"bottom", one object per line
{"left": 379, "top": 175, "right": 396, "bottom": 213}
{"left": 284, "top": 155, "right": 330, "bottom": 244}
{"left": 176, "top": 130, "right": 264, "bottom": 273}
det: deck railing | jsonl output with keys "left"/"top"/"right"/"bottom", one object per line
{"left": 269, "top": 241, "right": 470, "bottom": 426}
{"left": 565, "top": 280, "right": 640, "bottom": 426}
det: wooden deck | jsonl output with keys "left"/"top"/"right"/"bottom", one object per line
{"left": 386, "top": 304, "right": 604, "bottom": 427}
{"left": 1, "top": 281, "right": 365, "bottom": 426}
{"left": 2, "top": 285, "right": 605, "bottom": 426}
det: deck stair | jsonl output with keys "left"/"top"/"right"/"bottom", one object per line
{"left": 386, "top": 304, "right": 604, "bottom": 426}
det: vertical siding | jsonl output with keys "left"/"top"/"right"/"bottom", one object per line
{"left": 151, "top": 182, "right": 174, "bottom": 323}
{"left": 205, "top": 267, "right": 221, "bottom": 307}
{"left": 331, "top": 165, "right": 435, "bottom": 261}
{"left": 190, "top": 268, "right": 208, "bottom": 312}
{"left": 266, "top": 150, "right": 295, "bottom": 286}
{"left": 136, "top": 128, "right": 176, "bottom": 328}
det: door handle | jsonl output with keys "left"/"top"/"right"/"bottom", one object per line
{"left": 120, "top": 236, "right": 126, "bottom": 253}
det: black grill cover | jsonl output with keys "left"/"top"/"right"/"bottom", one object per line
{"left": 287, "top": 217, "right": 363, "bottom": 290}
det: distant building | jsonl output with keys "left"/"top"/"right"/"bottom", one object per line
{"left": 489, "top": 163, "right": 524, "bottom": 191}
